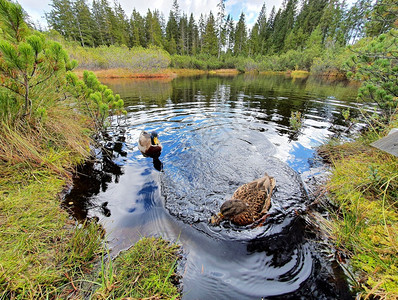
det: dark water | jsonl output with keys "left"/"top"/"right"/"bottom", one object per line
{"left": 64, "top": 74, "right": 365, "bottom": 299}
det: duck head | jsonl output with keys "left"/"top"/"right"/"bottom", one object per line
{"left": 150, "top": 131, "right": 160, "bottom": 145}
{"left": 210, "top": 199, "right": 248, "bottom": 225}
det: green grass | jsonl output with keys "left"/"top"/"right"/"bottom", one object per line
{"left": 318, "top": 132, "right": 398, "bottom": 299}
{"left": 0, "top": 157, "right": 182, "bottom": 300}
{"left": 0, "top": 167, "right": 104, "bottom": 299}
{"left": 93, "top": 237, "right": 181, "bottom": 299}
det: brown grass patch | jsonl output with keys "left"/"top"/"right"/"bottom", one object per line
{"left": 74, "top": 68, "right": 176, "bottom": 79}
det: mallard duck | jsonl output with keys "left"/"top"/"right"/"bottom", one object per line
{"left": 211, "top": 173, "right": 276, "bottom": 226}
{"left": 138, "top": 131, "right": 162, "bottom": 158}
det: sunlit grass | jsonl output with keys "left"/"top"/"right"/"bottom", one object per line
{"left": 319, "top": 133, "right": 398, "bottom": 299}
{"left": 93, "top": 237, "right": 181, "bottom": 299}
{"left": 291, "top": 70, "right": 310, "bottom": 78}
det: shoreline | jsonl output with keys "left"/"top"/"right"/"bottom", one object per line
{"left": 73, "top": 68, "right": 327, "bottom": 79}
{"left": 74, "top": 68, "right": 348, "bottom": 81}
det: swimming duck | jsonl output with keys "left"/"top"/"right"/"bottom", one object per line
{"left": 210, "top": 173, "right": 276, "bottom": 226}
{"left": 138, "top": 131, "right": 162, "bottom": 158}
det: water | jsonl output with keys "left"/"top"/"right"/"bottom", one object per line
{"left": 64, "top": 74, "right": 365, "bottom": 299}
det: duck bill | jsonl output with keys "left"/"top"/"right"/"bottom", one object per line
{"left": 210, "top": 212, "right": 223, "bottom": 225}
{"left": 153, "top": 137, "right": 159, "bottom": 145}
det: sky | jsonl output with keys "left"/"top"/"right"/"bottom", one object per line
{"left": 17, "top": 0, "right": 284, "bottom": 29}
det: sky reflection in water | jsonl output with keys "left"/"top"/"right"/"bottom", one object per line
{"left": 65, "top": 74, "right": 362, "bottom": 299}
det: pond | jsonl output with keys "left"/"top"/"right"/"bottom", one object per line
{"left": 64, "top": 74, "right": 365, "bottom": 299}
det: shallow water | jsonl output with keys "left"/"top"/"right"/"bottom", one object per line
{"left": 64, "top": 74, "right": 366, "bottom": 299}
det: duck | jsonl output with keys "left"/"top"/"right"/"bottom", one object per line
{"left": 210, "top": 173, "right": 276, "bottom": 226}
{"left": 138, "top": 131, "right": 162, "bottom": 158}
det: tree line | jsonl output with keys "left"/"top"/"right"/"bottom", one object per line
{"left": 44, "top": 0, "right": 395, "bottom": 58}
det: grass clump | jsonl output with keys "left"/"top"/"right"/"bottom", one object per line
{"left": 319, "top": 131, "right": 398, "bottom": 299}
{"left": 0, "top": 169, "right": 104, "bottom": 299}
{"left": 93, "top": 237, "right": 181, "bottom": 299}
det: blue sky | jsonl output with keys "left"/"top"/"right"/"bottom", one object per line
{"left": 17, "top": 0, "right": 284, "bottom": 29}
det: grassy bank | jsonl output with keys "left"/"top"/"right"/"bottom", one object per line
{"left": 318, "top": 128, "right": 398, "bottom": 299}
{"left": 0, "top": 164, "right": 181, "bottom": 298}
{"left": 0, "top": 1, "right": 181, "bottom": 298}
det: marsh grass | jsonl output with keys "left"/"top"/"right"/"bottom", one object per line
{"left": 318, "top": 132, "right": 398, "bottom": 299}
{"left": 74, "top": 68, "right": 177, "bottom": 79}
{"left": 0, "top": 105, "right": 91, "bottom": 176}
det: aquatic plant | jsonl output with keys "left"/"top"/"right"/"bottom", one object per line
{"left": 289, "top": 111, "right": 303, "bottom": 131}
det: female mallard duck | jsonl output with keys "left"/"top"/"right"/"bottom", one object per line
{"left": 138, "top": 131, "right": 162, "bottom": 158}
{"left": 211, "top": 173, "right": 276, "bottom": 226}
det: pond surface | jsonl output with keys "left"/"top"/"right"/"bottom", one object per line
{"left": 64, "top": 74, "right": 366, "bottom": 299}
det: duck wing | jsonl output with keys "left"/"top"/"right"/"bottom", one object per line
{"left": 232, "top": 173, "right": 276, "bottom": 219}
{"left": 138, "top": 132, "right": 151, "bottom": 152}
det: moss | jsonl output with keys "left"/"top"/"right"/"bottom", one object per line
{"left": 321, "top": 135, "right": 398, "bottom": 299}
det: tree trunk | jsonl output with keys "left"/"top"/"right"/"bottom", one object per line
{"left": 23, "top": 74, "right": 30, "bottom": 116}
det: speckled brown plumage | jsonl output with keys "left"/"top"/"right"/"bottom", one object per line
{"left": 211, "top": 173, "right": 276, "bottom": 226}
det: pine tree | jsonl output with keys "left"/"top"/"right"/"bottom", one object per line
{"left": 365, "top": 0, "right": 397, "bottom": 37}
{"left": 0, "top": 0, "right": 77, "bottom": 118}
{"left": 216, "top": 0, "right": 226, "bottom": 58}
{"left": 188, "top": 13, "right": 199, "bottom": 55}
{"left": 144, "top": 9, "right": 153, "bottom": 47}
{"left": 99, "top": 0, "right": 114, "bottom": 45}
{"left": 178, "top": 13, "right": 188, "bottom": 54}
{"left": 91, "top": 0, "right": 106, "bottom": 45}
{"left": 198, "top": 13, "right": 206, "bottom": 51}
{"left": 248, "top": 23, "right": 260, "bottom": 56}
{"left": 113, "top": 2, "right": 130, "bottom": 46}
{"left": 46, "top": 0, "right": 77, "bottom": 41}
{"left": 143, "top": 9, "right": 164, "bottom": 48}
{"left": 166, "top": 10, "right": 179, "bottom": 53}
{"left": 257, "top": 3, "right": 267, "bottom": 54}
{"left": 130, "top": 9, "right": 144, "bottom": 47}
{"left": 225, "top": 14, "right": 235, "bottom": 53}
{"left": 202, "top": 12, "right": 218, "bottom": 56}
{"left": 152, "top": 10, "right": 165, "bottom": 48}
{"left": 271, "top": 0, "right": 298, "bottom": 54}
{"left": 73, "top": 0, "right": 95, "bottom": 47}
{"left": 234, "top": 12, "right": 247, "bottom": 55}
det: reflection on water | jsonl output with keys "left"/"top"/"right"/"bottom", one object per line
{"left": 64, "top": 74, "right": 364, "bottom": 299}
